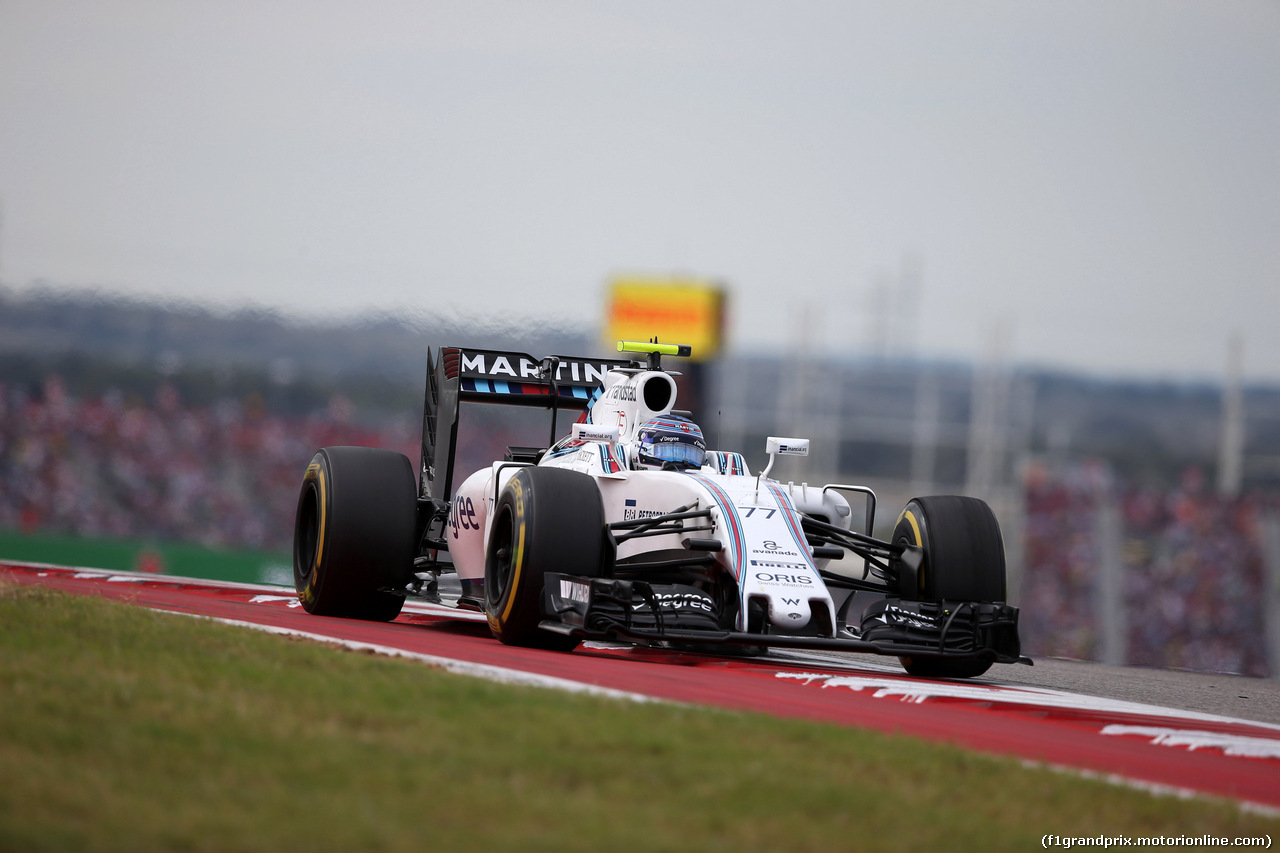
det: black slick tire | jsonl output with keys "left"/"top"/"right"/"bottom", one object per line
{"left": 293, "top": 446, "right": 416, "bottom": 622}
{"left": 892, "top": 495, "right": 1006, "bottom": 679}
{"left": 484, "top": 466, "right": 606, "bottom": 650}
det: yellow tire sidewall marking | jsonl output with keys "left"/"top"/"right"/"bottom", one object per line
{"left": 300, "top": 460, "right": 326, "bottom": 606}
{"left": 500, "top": 475, "right": 527, "bottom": 626}
{"left": 902, "top": 507, "right": 924, "bottom": 595}
{"left": 902, "top": 508, "right": 921, "bottom": 547}
{"left": 314, "top": 463, "right": 327, "bottom": 567}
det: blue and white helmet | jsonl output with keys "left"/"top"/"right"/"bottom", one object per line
{"left": 634, "top": 415, "right": 706, "bottom": 471}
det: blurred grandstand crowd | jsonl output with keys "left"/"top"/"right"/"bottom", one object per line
{"left": 0, "top": 376, "right": 418, "bottom": 552}
{"left": 2, "top": 376, "right": 1276, "bottom": 677}
{"left": 1021, "top": 460, "right": 1277, "bottom": 677}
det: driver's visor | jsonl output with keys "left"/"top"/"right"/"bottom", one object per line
{"left": 648, "top": 442, "right": 706, "bottom": 468}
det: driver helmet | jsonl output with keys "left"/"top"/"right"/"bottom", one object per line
{"left": 634, "top": 415, "right": 706, "bottom": 471}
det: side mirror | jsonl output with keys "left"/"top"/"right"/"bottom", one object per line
{"left": 765, "top": 437, "right": 809, "bottom": 457}
{"left": 571, "top": 422, "right": 620, "bottom": 444}
{"left": 758, "top": 436, "right": 810, "bottom": 492}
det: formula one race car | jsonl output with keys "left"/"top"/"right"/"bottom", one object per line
{"left": 292, "top": 341, "right": 1028, "bottom": 678}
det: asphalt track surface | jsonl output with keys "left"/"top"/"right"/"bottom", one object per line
{"left": 5, "top": 561, "right": 1279, "bottom": 813}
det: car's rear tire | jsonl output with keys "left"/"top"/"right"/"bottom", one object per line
{"left": 485, "top": 466, "right": 607, "bottom": 650}
{"left": 293, "top": 446, "right": 416, "bottom": 621}
{"left": 892, "top": 495, "right": 1006, "bottom": 679}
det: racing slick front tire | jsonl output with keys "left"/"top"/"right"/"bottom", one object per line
{"left": 485, "top": 466, "right": 607, "bottom": 651}
{"left": 293, "top": 446, "right": 416, "bottom": 622}
{"left": 891, "top": 495, "right": 1006, "bottom": 679}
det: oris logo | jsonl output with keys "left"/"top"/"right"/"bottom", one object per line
{"left": 754, "top": 572, "right": 813, "bottom": 585}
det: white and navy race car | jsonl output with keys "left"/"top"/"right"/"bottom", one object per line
{"left": 292, "top": 341, "right": 1027, "bottom": 678}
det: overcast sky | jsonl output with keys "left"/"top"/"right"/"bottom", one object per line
{"left": 1, "top": 1, "right": 1277, "bottom": 382}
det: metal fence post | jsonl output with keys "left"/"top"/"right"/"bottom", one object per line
{"left": 1095, "top": 498, "right": 1127, "bottom": 666}
{"left": 1263, "top": 512, "right": 1280, "bottom": 680}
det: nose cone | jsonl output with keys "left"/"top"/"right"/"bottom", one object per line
{"left": 769, "top": 597, "right": 811, "bottom": 630}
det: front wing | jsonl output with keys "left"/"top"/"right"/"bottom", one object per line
{"left": 542, "top": 573, "right": 1031, "bottom": 665}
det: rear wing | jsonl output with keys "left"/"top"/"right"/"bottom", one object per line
{"left": 420, "top": 346, "right": 637, "bottom": 501}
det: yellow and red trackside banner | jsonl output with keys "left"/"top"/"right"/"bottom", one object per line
{"left": 605, "top": 276, "right": 726, "bottom": 362}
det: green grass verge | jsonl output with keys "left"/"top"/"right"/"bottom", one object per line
{"left": 1, "top": 583, "right": 1275, "bottom": 852}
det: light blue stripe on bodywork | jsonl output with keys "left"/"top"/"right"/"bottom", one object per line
{"left": 765, "top": 482, "right": 818, "bottom": 572}
{"left": 689, "top": 473, "right": 748, "bottom": 630}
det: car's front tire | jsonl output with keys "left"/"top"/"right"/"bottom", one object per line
{"left": 892, "top": 495, "right": 1006, "bottom": 679}
{"left": 484, "top": 466, "right": 607, "bottom": 650}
